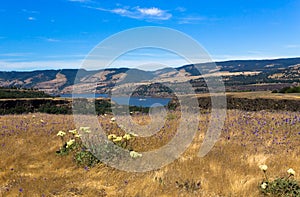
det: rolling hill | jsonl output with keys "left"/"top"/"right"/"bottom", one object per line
{"left": 0, "top": 57, "right": 299, "bottom": 95}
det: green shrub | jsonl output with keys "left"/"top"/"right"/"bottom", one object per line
{"left": 261, "top": 178, "right": 300, "bottom": 196}
{"left": 56, "top": 128, "right": 100, "bottom": 167}
{"left": 259, "top": 165, "right": 300, "bottom": 196}
{"left": 278, "top": 86, "right": 300, "bottom": 93}
{"left": 74, "top": 150, "right": 100, "bottom": 167}
{"left": 0, "top": 88, "right": 52, "bottom": 99}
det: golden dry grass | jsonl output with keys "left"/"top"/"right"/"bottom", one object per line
{"left": 0, "top": 110, "right": 299, "bottom": 196}
{"left": 193, "top": 91, "right": 300, "bottom": 100}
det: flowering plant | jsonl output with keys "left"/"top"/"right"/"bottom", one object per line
{"left": 56, "top": 127, "right": 100, "bottom": 167}
{"left": 259, "top": 165, "right": 300, "bottom": 196}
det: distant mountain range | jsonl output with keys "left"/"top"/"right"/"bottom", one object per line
{"left": 0, "top": 57, "right": 299, "bottom": 95}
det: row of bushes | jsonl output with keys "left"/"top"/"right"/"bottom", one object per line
{"left": 1, "top": 95, "right": 300, "bottom": 115}
{"left": 0, "top": 99, "right": 71, "bottom": 115}
{"left": 0, "top": 98, "right": 153, "bottom": 115}
{"left": 272, "top": 86, "right": 300, "bottom": 93}
{"left": 0, "top": 88, "right": 52, "bottom": 99}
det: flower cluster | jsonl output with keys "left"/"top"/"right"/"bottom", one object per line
{"left": 259, "top": 164, "right": 299, "bottom": 196}
{"left": 69, "top": 129, "right": 83, "bottom": 138}
{"left": 56, "top": 127, "right": 100, "bottom": 167}
{"left": 107, "top": 132, "right": 142, "bottom": 158}
{"left": 107, "top": 132, "right": 137, "bottom": 142}
{"left": 56, "top": 126, "right": 92, "bottom": 153}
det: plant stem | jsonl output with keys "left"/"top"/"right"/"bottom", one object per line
{"left": 264, "top": 171, "right": 269, "bottom": 182}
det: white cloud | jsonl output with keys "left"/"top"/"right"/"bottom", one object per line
{"left": 1, "top": 55, "right": 298, "bottom": 72}
{"left": 45, "top": 38, "right": 61, "bottom": 42}
{"left": 211, "top": 55, "right": 299, "bottom": 62}
{"left": 175, "top": 7, "right": 186, "bottom": 12}
{"left": 68, "top": 0, "right": 90, "bottom": 2}
{"left": 0, "top": 58, "right": 187, "bottom": 71}
{"left": 36, "top": 37, "right": 61, "bottom": 42}
{"left": 0, "top": 53, "right": 33, "bottom": 57}
{"left": 28, "top": 16, "right": 36, "bottom": 21}
{"left": 137, "top": 7, "right": 164, "bottom": 16}
{"left": 86, "top": 6, "right": 172, "bottom": 21}
{"left": 111, "top": 8, "right": 128, "bottom": 15}
{"left": 82, "top": 58, "right": 188, "bottom": 71}
{"left": 178, "top": 16, "right": 206, "bottom": 24}
{"left": 284, "top": 44, "right": 300, "bottom": 49}
{"left": 0, "top": 60, "right": 82, "bottom": 71}
{"left": 21, "top": 9, "right": 39, "bottom": 14}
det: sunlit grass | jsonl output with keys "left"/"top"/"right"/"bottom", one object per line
{"left": 0, "top": 110, "right": 299, "bottom": 196}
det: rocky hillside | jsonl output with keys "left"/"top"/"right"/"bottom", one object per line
{"left": 0, "top": 57, "right": 299, "bottom": 95}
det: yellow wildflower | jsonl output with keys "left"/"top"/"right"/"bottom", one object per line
{"left": 113, "top": 136, "right": 122, "bottom": 142}
{"left": 123, "top": 133, "right": 131, "bottom": 140}
{"left": 130, "top": 151, "right": 142, "bottom": 158}
{"left": 57, "top": 131, "right": 66, "bottom": 137}
{"left": 287, "top": 168, "right": 295, "bottom": 175}
{"left": 259, "top": 165, "right": 268, "bottom": 171}
{"left": 129, "top": 132, "right": 138, "bottom": 137}
{"left": 66, "top": 139, "right": 75, "bottom": 148}
{"left": 108, "top": 134, "right": 117, "bottom": 140}
{"left": 75, "top": 134, "right": 81, "bottom": 138}
{"left": 69, "top": 129, "right": 77, "bottom": 135}
{"left": 261, "top": 182, "right": 267, "bottom": 189}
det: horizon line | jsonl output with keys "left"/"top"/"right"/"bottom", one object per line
{"left": 0, "top": 56, "right": 299, "bottom": 72}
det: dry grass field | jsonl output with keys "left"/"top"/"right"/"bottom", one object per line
{"left": 0, "top": 108, "right": 299, "bottom": 196}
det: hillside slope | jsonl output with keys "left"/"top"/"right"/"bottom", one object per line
{"left": 0, "top": 57, "right": 299, "bottom": 95}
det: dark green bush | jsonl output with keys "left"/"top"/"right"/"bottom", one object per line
{"left": 260, "top": 178, "right": 300, "bottom": 197}
{"left": 278, "top": 86, "right": 300, "bottom": 93}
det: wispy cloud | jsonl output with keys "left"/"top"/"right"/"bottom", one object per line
{"left": 0, "top": 60, "right": 82, "bottom": 71}
{"left": 175, "top": 7, "right": 186, "bottom": 12}
{"left": 0, "top": 53, "right": 86, "bottom": 62}
{"left": 45, "top": 38, "right": 61, "bottom": 42}
{"left": 28, "top": 16, "right": 36, "bottom": 21}
{"left": 36, "top": 37, "right": 61, "bottom": 42}
{"left": 86, "top": 6, "right": 172, "bottom": 21}
{"left": 21, "top": 9, "right": 39, "bottom": 14}
{"left": 212, "top": 54, "right": 299, "bottom": 62}
{"left": 284, "top": 44, "right": 300, "bottom": 49}
{"left": 0, "top": 53, "right": 33, "bottom": 57}
{"left": 178, "top": 16, "right": 207, "bottom": 24}
{"left": 137, "top": 7, "right": 165, "bottom": 16}
{"left": 68, "top": 0, "right": 91, "bottom": 3}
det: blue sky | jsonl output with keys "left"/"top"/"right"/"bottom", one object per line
{"left": 0, "top": 0, "right": 299, "bottom": 71}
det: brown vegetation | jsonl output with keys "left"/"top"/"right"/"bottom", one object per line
{"left": 0, "top": 109, "right": 299, "bottom": 196}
